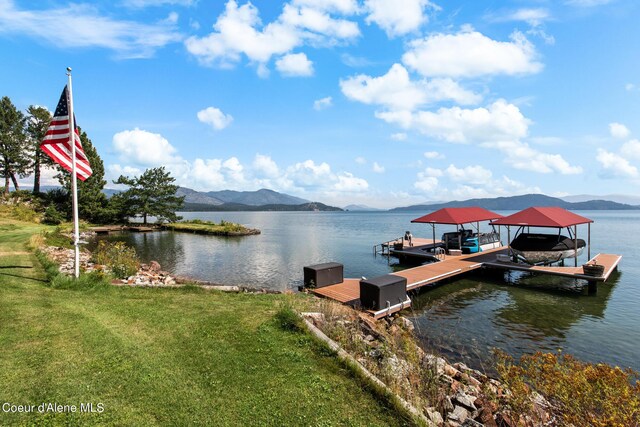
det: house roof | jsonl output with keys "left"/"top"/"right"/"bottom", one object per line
{"left": 411, "top": 207, "right": 503, "bottom": 225}
{"left": 490, "top": 206, "right": 593, "bottom": 228}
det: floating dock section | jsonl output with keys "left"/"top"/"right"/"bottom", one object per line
{"left": 311, "top": 248, "right": 621, "bottom": 319}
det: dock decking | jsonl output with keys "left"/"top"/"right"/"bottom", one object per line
{"left": 311, "top": 248, "right": 621, "bottom": 318}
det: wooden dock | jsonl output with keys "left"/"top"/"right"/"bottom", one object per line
{"left": 311, "top": 248, "right": 621, "bottom": 319}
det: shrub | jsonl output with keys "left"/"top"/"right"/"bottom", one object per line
{"left": 92, "top": 241, "right": 140, "bottom": 279}
{"left": 42, "top": 205, "right": 64, "bottom": 225}
{"left": 495, "top": 350, "right": 640, "bottom": 426}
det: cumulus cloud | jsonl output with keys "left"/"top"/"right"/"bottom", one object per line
{"left": 376, "top": 99, "right": 530, "bottom": 143}
{"left": 483, "top": 140, "right": 583, "bottom": 174}
{"left": 291, "top": 0, "right": 360, "bottom": 14}
{"left": 423, "top": 151, "right": 443, "bottom": 159}
{"left": 252, "top": 154, "right": 280, "bottom": 178}
{"left": 113, "top": 128, "right": 182, "bottom": 165}
{"left": 334, "top": 172, "right": 369, "bottom": 191}
{"left": 402, "top": 29, "right": 543, "bottom": 78}
{"left": 276, "top": 52, "right": 314, "bottom": 76}
{"left": 314, "top": 96, "right": 333, "bottom": 110}
{"left": 197, "top": 106, "right": 234, "bottom": 130}
{"left": 414, "top": 163, "right": 540, "bottom": 198}
{"left": 621, "top": 140, "right": 640, "bottom": 160}
{"left": 609, "top": 122, "right": 630, "bottom": 139}
{"left": 185, "top": 0, "right": 359, "bottom": 73}
{"left": 596, "top": 149, "right": 639, "bottom": 179}
{"left": 0, "top": 0, "right": 181, "bottom": 58}
{"left": 364, "top": 0, "right": 439, "bottom": 37}
{"left": 340, "top": 63, "right": 481, "bottom": 111}
{"left": 372, "top": 162, "right": 385, "bottom": 173}
{"left": 497, "top": 8, "right": 551, "bottom": 26}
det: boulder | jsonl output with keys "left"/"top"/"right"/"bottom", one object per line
{"left": 149, "top": 260, "right": 162, "bottom": 272}
{"left": 448, "top": 405, "right": 469, "bottom": 424}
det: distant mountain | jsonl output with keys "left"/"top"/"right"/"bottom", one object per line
{"left": 176, "top": 187, "right": 224, "bottom": 205}
{"left": 181, "top": 202, "right": 342, "bottom": 212}
{"left": 562, "top": 194, "right": 640, "bottom": 206}
{"left": 344, "top": 204, "right": 383, "bottom": 211}
{"left": 206, "top": 189, "right": 309, "bottom": 206}
{"left": 390, "top": 193, "right": 639, "bottom": 212}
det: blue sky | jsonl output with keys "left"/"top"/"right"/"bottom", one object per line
{"left": 3, "top": 0, "right": 640, "bottom": 208}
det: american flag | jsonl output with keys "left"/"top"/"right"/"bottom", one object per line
{"left": 41, "top": 86, "right": 92, "bottom": 181}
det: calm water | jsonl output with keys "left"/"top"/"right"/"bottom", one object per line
{"left": 90, "top": 211, "right": 640, "bottom": 372}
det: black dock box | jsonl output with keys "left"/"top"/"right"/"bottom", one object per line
{"left": 303, "top": 262, "right": 343, "bottom": 288}
{"left": 360, "top": 275, "right": 407, "bottom": 311}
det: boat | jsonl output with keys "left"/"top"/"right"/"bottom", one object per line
{"left": 461, "top": 232, "right": 502, "bottom": 254}
{"left": 510, "top": 232, "right": 585, "bottom": 264}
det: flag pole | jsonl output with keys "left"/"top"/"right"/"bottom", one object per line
{"left": 67, "top": 67, "right": 80, "bottom": 279}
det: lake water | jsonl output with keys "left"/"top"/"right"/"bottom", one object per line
{"left": 90, "top": 211, "right": 640, "bottom": 373}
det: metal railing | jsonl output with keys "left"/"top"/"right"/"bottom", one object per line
{"left": 373, "top": 237, "right": 403, "bottom": 256}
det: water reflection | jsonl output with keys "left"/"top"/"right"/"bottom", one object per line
{"left": 408, "top": 270, "right": 620, "bottom": 372}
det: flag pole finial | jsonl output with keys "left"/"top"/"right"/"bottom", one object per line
{"left": 66, "top": 66, "right": 72, "bottom": 75}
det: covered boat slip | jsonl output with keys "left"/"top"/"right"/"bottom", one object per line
{"left": 490, "top": 207, "right": 594, "bottom": 266}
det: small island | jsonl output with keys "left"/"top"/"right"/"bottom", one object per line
{"left": 161, "top": 219, "right": 261, "bottom": 236}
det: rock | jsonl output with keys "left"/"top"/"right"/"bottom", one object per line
{"left": 303, "top": 312, "right": 325, "bottom": 325}
{"left": 474, "top": 408, "right": 498, "bottom": 427}
{"left": 461, "top": 419, "right": 483, "bottom": 427}
{"left": 149, "top": 260, "right": 161, "bottom": 272}
{"left": 495, "top": 413, "right": 515, "bottom": 427}
{"left": 448, "top": 406, "right": 469, "bottom": 423}
{"left": 444, "top": 364, "right": 461, "bottom": 378}
{"left": 364, "top": 334, "right": 375, "bottom": 342}
{"left": 443, "top": 396, "right": 455, "bottom": 413}
{"left": 454, "top": 392, "right": 477, "bottom": 411}
{"left": 426, "top": 407, "right": 444, "bottom": 425}
{"left": 395, "top": 316, "right": 415, "bottom": 332}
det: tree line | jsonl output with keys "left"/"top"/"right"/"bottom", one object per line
{"left": 0, "top": 96, "right": 183, "bottom": 225}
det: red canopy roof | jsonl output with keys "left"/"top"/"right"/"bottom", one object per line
{"left": 490, "top": 207, "right": 593, "bottom": 228}
{"left": 411, "top": 207, "right": 503, "bottom": 225}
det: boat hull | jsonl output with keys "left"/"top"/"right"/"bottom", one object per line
{"left": 512, "top": 246, "right": 584, "bottom": 264}
{"left": 510, "top": 233, "right": 586, "bottom": 264}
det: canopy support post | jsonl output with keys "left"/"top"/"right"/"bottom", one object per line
{"left": 574, "top": 225, "right": 578, "bottom": 267}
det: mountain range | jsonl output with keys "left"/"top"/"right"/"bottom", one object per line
{"left": 390, "top": 193, "right": 639, "bottom": 212}
{"left": 176, "top": 187, "right": 309, "bottom": 206}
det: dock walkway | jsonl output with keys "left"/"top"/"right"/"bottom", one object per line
{"left": 312, "top": 249, "right": 621, "bottom": 318}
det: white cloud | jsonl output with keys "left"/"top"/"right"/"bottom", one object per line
{"left": 340, "top": 63, "right": 481, "bottom": 111}
{"left": 124, "top": 0, "right": 194, "bottom": 7}
{"left": 377, "top": 99, "right": 530, "bottom": 143}
{"left": 113, "top": 128, "right": 181, "bottom": 165}
{"left": 565, "top": 0, "right": 613, "bottom": 7}
{"left": 355, "top": 156, "right": 367, "bottom": 164}
{"left": 197, "top": 107, "right": 234, "bottom": 130}
{"left": 334, "top": 172, "right": 369, "bottom": 192}
{"left": 423, "top": 151, "right": 443, "bottom": 159}
{"left": 423, "top": 167, "right": 443, "bottom": 177}
{"left": 291, "top": 0, "right": 360, "bottom": 14}
{"left": 314, "top": 96, "right": 333, "bottom": 110}
{"left": 402, "top": 29, "right": 543, "bottom": 78}
{"left": 609, "top": 122, "right": 630, "bottom": 139}
{"left": 498, "top": 8, "right": 551, "bottom": 26}
{"left": 414, "top": 174, "right": 438, "bottom": 192}
{"left": 484, "top": 140, "right": 583, "bottom": 175}
{"left": 445, "top": 164, "right": 492, "bottom": 185}
{"left": 286, "top": 159, "right": 333, "bottom": 189}
{"left": 596, "top": 149, "right": 639, "bottom": 179}
{"left": 253, "top": 154, "right": 280, "bottom": 178}
{"left": 626, "top": 83, "right": 637, "bottom": 91}
{"left": 391, "top": 133, "right": 407, "bottom": 141}
{"left": 621, "top": 139, "right": 640, "bottom": 160}
{"left": 185, "top": 0, "right": 359, "bottom": 73}
{"left": 276, "top": 52, "right": 314, "bottom": 76}
{"left": 372, "top": 162, "right": 385, "bottom": 173}
{"left": 0, "top": 1, "right": 181, "bottom": 58}
{"left": 364, "top": 0, "right": 439, "bottom": 37}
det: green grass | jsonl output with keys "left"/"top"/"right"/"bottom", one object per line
{"left": 161, "top": 220, "right": 259, "bottom": 236}
{"left": 0, "top": 217, "right": 409, "bottom": 426}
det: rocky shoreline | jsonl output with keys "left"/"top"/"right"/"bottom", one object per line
{"left": 303, "top": 309, "right": 555, "bottom": 427}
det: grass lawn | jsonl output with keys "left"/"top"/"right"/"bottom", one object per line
{"left": 0, "top": 217, "right": 409, "bottom": 426}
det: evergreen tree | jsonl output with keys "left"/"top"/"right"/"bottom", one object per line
{"left": 0, "top": 96, "right": 29, "bottom": 196}
{"left": 25, "top": 105, "right": 54, "bottom": 194}
{"left": 55, "top": 128, "right": 109, "bottom": 223}
{"left": 114, "top": 167, "right": 184, "bottom": 225}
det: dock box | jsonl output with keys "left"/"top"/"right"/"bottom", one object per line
{"left": 303, "top": 262, "right": 343, "bottom": 288}
{"left": 359, "top": 275, "right": 407, "bottom": 311}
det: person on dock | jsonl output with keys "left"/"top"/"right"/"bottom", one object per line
{"left": 404, "top": 231, "right": 413, "bottom": 247}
